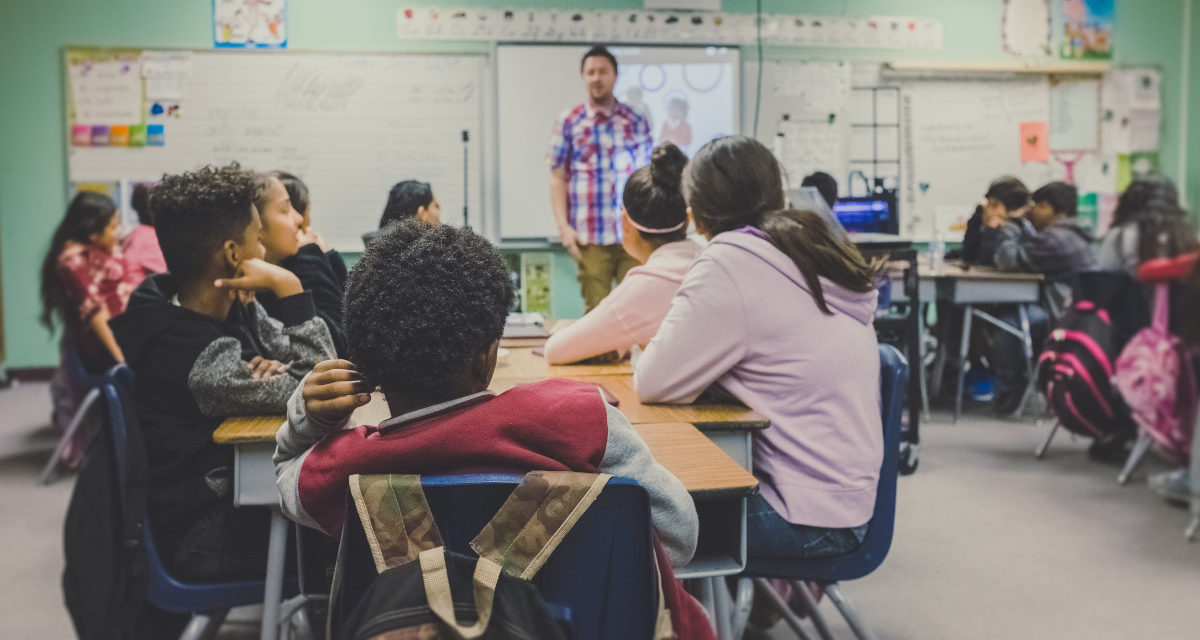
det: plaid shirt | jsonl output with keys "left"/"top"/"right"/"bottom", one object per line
{"left": 547, "top": 100, "right": 652, "bottom": 245}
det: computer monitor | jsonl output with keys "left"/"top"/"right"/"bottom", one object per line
{"left": 832, "top": 194, "right": 899, "bottom": 235}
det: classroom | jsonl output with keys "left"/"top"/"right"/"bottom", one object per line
{"left": 1, "top": 0, "right": 1199, "bottom": 638}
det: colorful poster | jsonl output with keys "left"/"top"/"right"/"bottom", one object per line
{"left": 67, "top": 53, "right": 143, "bottom": 127}
{"left": 520, "top": 253, "right": 552, "bottom": 315}
{"left": 1020, "top": 121, "right": 1050, "bottom": 163}
{"left": 214, "top": 0, "right": 287, "bottom": 48}
{"left": 1003, "top": 0, "right": 1052, "bottom": 56}
{"left": 1060, "top": 0, "right": 1113, "bottom": 59}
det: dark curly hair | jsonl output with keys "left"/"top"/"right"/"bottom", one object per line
{"left": 151, "top": 163, "right": 259, "bottom": 282}
{"left": 345, "top": 220, "right": 513, "bottom": 397}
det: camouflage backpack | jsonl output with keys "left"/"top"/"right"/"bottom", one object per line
{"left": 331, "top": 471, "right": 673, "bottom": 640}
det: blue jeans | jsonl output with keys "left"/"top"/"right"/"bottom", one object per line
{"left": 746, "top": 494, "right": 868, "bottom": 560}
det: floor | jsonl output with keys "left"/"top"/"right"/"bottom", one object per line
{"left": 2, "top": 380, "right": 1196, "bottom": 639}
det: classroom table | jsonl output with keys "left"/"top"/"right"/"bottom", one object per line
{"left": 492, "top": 346, "right": 634, "bottom": 378}
{"left": 213, "top": 412, "right": 758, "bottom": 640}
{"left": 890, "top": 262, "right": 1044, "bottom": 422}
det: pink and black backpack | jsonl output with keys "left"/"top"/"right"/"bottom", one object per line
{"left": 1037, "top": 300, "right": 1136, "bottom": 438}
{"left": 1112, "top": 282, "right": 1199, "bottom": 464}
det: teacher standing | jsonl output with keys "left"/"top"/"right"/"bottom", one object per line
{"left": 548, "top": 45, "right": 653, "bottom": 311}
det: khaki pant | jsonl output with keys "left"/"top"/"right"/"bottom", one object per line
{"left": 576, "top": 243, "right": 640, "bottom": 311}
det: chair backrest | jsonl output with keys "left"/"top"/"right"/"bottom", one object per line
{"left": 745, "top": 342, "right": 907, "bottom": 582}
{"left": 100, "top": 365, "right": 265, "bottom": 614}
{"left": 61, "top": 337, "right": 109, "bottom": 391}
{"left": 333, "top": 474, "right": 658, "bottom": 640}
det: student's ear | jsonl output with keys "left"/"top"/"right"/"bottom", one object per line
{"left": 221, "top": 239, "right": 243, "bottom": 273}
{"left": 473, "top": 340, "right": 500, "bottom": 387}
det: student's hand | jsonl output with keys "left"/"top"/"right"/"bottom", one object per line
{"left": 298, "top": 228, "right": 331, "bottom": 253}
{"left": 247, "top": 355, "right": 290, "bottom": 380}
{"left": 983, "top": 208, "right": 1010, "bottom": 229}
{"left": 302, "top": 359, "right": 373, "bottom": 427}
{"left": 558, "top": 226, "right": 583, "bottom": 261}
{"left": 215, "top": 258, "right": 303, "bottom": 298}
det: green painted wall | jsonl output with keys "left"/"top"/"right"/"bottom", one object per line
{"left": 0, "top": 0, "right": 1191, "bottom": 367}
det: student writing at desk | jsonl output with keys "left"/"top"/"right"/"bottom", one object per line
{"left": 544, "top": 143, "right": 700, "bottom": 364}
{"left": 272, "top": 220, "right": 715, "bottom": 638}
{"left": 109, "top": 164, "right": 335, "bottom": 635}
{"left": 634, "top": 136, "right": 883, "bottom": 580}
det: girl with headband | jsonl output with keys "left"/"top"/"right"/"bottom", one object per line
{"left": 544, "top": 143, "right": 700, "bottom": 364}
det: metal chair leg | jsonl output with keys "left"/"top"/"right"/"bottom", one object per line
{"left": 955, "top": 306, "right": 974, "bottom": 424}
{"left": 178, "top": 609, "right": 229, "bottom": 640}
{"left": 1012, "top": 304, "right": 1036, "bottom": 418}
{"left": 712, "top": 577, "right": 733, "bottom": 639}
{"left": 753, "top": 578, "right": 814, "bottom": 640}
{"left": 1118, "top": 432, "right": 1153, "bottom": 485}
{"left": 824, "top": 584, "right": 879, "bottom": 640}
{"left": 789, "top": 581, "right": 835, "bottom": 640}
{"left": 1035, "top": 421, "right": 1061, "bottom": 459}
{"left": 38, "top": 387, "right": 101, "bottom": 485}
{"left": 729, "top": 578, "right": 754, "bottom": 640}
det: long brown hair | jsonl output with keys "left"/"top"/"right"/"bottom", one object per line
{"left": 39, "top": 191, "right": 119, "bottom": 333}
{"left": 683, "top": 135, "right": 879, "bottom": 314}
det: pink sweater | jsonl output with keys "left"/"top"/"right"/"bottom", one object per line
{"left": 121, "top": 224, "right": 166, "bottom": 288}
{"left": 544, "top": 240, "right": 700, "bottom": 364}
{"left": 635, "top": 230, "right": 882, "bottom": 528}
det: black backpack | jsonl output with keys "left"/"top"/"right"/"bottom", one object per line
{"left": 62, "top": 368, "right": 148, "bottom": 640}
{"left": 1036, "top": 301, "right": 1135, "bottom": 438}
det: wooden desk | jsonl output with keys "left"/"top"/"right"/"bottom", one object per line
{"left": 493, "top": 347, "right": 633, "bottom": 379}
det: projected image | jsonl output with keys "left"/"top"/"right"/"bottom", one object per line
{"left": 613, "top": 48, "right": 737, "bottom": 156}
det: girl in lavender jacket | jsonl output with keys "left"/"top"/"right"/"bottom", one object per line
{"left": 544, "top": 143, "right": 700, "bottom": 364}
{"left": 635, "top": 135, "right": 883, "bottom": 559}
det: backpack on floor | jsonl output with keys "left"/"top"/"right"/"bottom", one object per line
{"left": 1113, "top": 283, "right": 1200, "bottom": 464}
{"left": 333, "top": 471, "right": 673, "bottom": 640}
{"left": 1036, "top": 300, "right": 1134, "bottom": 438}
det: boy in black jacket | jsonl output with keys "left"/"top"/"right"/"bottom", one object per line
{"left": 110, "top": 164, "right": 334, "bottom": 588}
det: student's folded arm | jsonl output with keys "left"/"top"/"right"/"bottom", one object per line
{"left": 187, "top": 336, "right": 307, "bottom": 417}
{"left": 543, "top": 293, "right": 636, "bottom": 364}
{"left": 599, "top": 400, "right": 698, "bottom": 567}
{"left": 250, "top": 296, "right": 336, "bottom": 373}
{"left": 634, "top": 257, "right": 746, "bottom": 404}
{"left": 274, "top": 378, "right": 350, "bottom": 530}
{"left": 993, "top": 224, "right": 1029, "bottom": 272}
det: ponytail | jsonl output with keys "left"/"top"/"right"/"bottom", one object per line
{"left": 758, "top": 209, "right": 881, "bottom": 315}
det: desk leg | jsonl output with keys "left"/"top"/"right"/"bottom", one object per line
{"left": 712, "top": 577, "right": 733, "bottom": 639}
{"left": 260, "top": 508, "right": 288, "bottom": 640}
{"left": 1013, "top": 304, "right": 1036, "bottom": 418}
{"left": 955, "top": 305, "right": 974, "bottom": 424}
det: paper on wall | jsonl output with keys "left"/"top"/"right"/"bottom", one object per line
{"left": 1002, "top": 0, "right": 1052, "bottom": 56}
{"left": 1049, "top": 78, "right": 1099, "bottom": 150}
{"left": 69, "top": 57, "right": 144, "bottom": 125}
{"left": 771, "top": 62, "right": 850, "bottom": 117}
{"left": 778, "top": 118, "right": 846, "bottom": 190}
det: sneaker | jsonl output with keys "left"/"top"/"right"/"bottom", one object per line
{"left": 1149, "top": 468, "right": 1193, "bottom": 506}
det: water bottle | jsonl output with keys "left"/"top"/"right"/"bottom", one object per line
{"left": 930, "top": 229, "right": 946, "bottom": 273}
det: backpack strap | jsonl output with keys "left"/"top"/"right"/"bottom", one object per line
{"left": 471, "top": 471, "right": 612, "bottom": 579}
{"left": 348, "top": 473, "right": 444, "bottom": 572}
{"left": 418, "top": 547, "right": 502, "bottom": 639}
{"left": 1152, "top": 282, "right": 1170, "bottom": 331}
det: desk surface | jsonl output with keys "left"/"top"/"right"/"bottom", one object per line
{"left": 494, "top": 347, "right": 633, "bottom": 378}
{"left": 921, "top": 263, "right": 1043, "bottom": 281}
{"left": 213, "top": 416, "right": 757, "bottom": 497}
{"left": 489, "top": 374, "right": 769, "bottom": 430}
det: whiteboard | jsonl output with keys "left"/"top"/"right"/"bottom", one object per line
{"left": 496, "top": 44, "right": 740, "bottom": 240}
{"left": 900, "top": 78, "right": 1054, "bottom": 240}
{"left": 67, "top": 50, "right": 487, "bottom": 250}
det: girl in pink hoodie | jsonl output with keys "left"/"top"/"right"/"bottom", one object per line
{"left": 635, "top": 135, "right": 883, "bottom": 560}
{"left": 544, "top": 143, "right": 700, "bottom": 364}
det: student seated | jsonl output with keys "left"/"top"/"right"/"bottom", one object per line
{"left": 273, "top": 220, "right": 713, "bottom": 637}
{"left": 543, "top": 143, "right": 699, "bottom": 364}
{"left": 121, "top": 183, "right": 167, "bottom": 289}
{"left": 634, "top": 135, "right": 882, "bottom": 562}
{"left": 274, "top": 170, "right": 349, "bottom": 289}
{"left": 362, "top": 179, "right": 441, "bottom": 246}
{"left": 253, "top": 171, "right": 349, "bottom": 355}
{"left": 1097, "top": 176, "right": 1198, "bottom": 273}
{"left": 801, "top": 170, "right": 838, "bottom": 209}
{"left": 41, "top": 192, "right": 132, "bottom": 461}
{"left": 986, "top": 181, "right": 1099, "bottom": 412}
{"left": 109, "top": 164, "right": 334, "bottom": 592}
{"left": 960, "top": 176, "right": 1030, "bottom": 266}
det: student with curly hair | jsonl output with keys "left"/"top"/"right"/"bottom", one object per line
{"left": 109, "top": 164, "right": 334, "bottom": 598}
{"left": 543, "top": 143, "right": 699, "bottom": 364}
{"left": 273, "top": 220, "right": 715, "bottom": 638}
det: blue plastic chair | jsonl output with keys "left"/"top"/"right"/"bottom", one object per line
{"left": 101, "top": 366, "right": 268, "bottom": 640}
{"left": 331, "top": 473, "right": 659, "bottom": 640}
{"left": 39, "top": 339, "right": 110, "bottom": 484}
{"left": 737, "top": 343, "right": 907, "bottom": 640}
